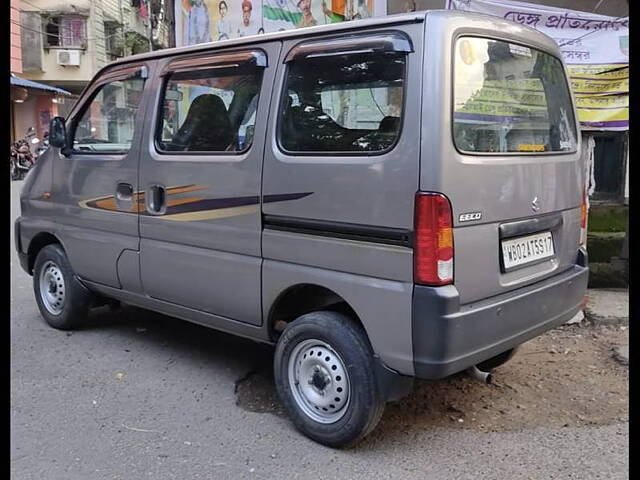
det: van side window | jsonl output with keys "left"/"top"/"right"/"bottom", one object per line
{"left": 156, "top": 65, "right": 263, "bottom": 153}
{"left": 73, "top": 78, "right": 144, "bottom": 153}
{"left": 279, "top": 52, "right": 405, "bottom": 153}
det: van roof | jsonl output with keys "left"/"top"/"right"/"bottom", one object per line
{"left": 103, "top": 9, "right": 559, "bottom": 74}
{"left": 109, "top": 10, "right": 428, "bottom": 67}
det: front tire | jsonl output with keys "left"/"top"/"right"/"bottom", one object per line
{"left": 33, "top": 244, "right": 93, "bottom": 330}
{"left": 274, "top": 311, "right": 385, "bottom": 448}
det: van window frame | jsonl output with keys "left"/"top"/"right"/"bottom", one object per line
{"left": 276, "top": 32, "right": 410, "bottom": 158}
{"left": 450, "top": 34, "right": 578, "bottom": 157}
{"left": 152, "top": 49, "right": 268, "bottom": 157}
{"left": 67, "top": 64, "right": 148, "bottom": 157}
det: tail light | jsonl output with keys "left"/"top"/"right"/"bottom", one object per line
{"left": 580, "top": 187, "right": 588, "bottom": 247}
{"left": 414, "top": 192, "right": 454, "bottom": 286}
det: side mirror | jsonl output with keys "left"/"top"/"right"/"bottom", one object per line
{"left": 49, "top": 117, "right": 67, "bottom": 149}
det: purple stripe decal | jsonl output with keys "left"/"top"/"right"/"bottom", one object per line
{"left": 581, "top": 120, "right": 629, "bottom": 128}
{"left": 263, "top": 192, "right": 312, "bottom": 203}
{"left": 152, "top": 192, "right": 313, "bottom": 216}
{"left": 163, "top": 195, "right": 260, "bottom": 216}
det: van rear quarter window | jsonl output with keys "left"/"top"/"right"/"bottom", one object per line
{"left": 452, "top": 37, "right": 577, "bottom": 154}
{"left": 279, "top": 52, "right": 405, "bottom": 153}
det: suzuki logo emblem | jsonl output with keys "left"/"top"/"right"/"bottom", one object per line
{"left": 531, "top": 196, "right": 540, "bottom": 212}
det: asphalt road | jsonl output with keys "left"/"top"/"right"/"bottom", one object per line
{"left": 10, "top": 180, "right": 628, "bottom": 480}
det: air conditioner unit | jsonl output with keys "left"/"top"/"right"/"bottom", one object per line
{"left": 56, "top": 50, "right": 81, "bottom": 67}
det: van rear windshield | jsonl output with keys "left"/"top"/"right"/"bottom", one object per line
{"left": 453, "top": 37, "right": 577, "bottom": 154}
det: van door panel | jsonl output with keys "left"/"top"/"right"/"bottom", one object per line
{"left": 50, "top": 65, "right": 152, "bottom": 288}
{"left": 138, "top": 42, "right": 281, "bottom": 326}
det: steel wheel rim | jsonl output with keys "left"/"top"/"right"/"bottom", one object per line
{"left": 287, "top": 338, "right": 351, "bottom": 424}
{"left": 38, "top": 261, "right": 66, "bottom": 315}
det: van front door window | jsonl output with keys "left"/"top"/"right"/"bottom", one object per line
{"left": 73, "top": 78, "right": 145, "bottom": 154}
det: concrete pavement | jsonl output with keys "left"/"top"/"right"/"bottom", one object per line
{"left": 585, "top": 289, "right": 629, "bottom": 325}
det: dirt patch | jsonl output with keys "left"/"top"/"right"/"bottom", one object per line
{"left": 380, "top": 323, "right": 628, "bottom": 435}
{"left": 234, "top": 324, "right": 628, "bottom": 433}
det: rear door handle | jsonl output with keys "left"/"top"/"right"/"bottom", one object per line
{"left": 146, "top": 184, "right": 166, "bottom": 215}
{"left": 116, "top": 182, "right": 134, "bottom": 210}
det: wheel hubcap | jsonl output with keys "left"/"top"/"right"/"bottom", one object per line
{"left": 38, "top": 261, "right": 65, "bottom": 315}
{"left": 288, "top": 339, "right": 350, "bottom": 424}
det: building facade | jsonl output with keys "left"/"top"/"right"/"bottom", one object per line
{"left": 11, "top": 0, "right": 23, "bottom": 74}
{"left": 14, "top": 0, "right": 174, "bottom": 140}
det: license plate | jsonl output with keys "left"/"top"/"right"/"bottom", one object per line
{"left": 501, "top": 231, "right": 554, "bottom": 271}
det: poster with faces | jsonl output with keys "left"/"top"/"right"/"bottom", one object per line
{"left": 177, "top": 0, "right": 375, "bottom": 45}
{"left": 180, "top": 0, "right": 265, "bottom": 44}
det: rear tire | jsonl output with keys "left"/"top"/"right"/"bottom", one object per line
{"left": 274, "top": 311, "right": 385, "bottom": 448}
{"left": 33, "top": 244, "right": 93, "bottom": 330}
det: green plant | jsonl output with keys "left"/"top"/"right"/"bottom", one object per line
{"left": 588, "top": 206, "right": 628, "bottom": 232}
{"left": 124, "top": 31, "right": 150, "bottom": 55}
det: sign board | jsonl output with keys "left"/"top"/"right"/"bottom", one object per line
{"left": 175, "top": 0, "right": 383, "bottom": 45}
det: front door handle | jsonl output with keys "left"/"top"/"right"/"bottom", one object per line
{"left": 146, "top": 184, "right": 166, "bottom": 215}
{"left": 116, "top": 182, "right": 133, "bottom": 210}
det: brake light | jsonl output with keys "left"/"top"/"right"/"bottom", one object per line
{"left": 414, "top": 192, "right": 454, "bottom": 286}
{"left": 580, "top": 187, "right": 588, "bottom": 247}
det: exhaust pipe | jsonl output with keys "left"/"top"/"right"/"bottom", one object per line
{"left": 467, "top": 365, "right": 492, "bottom": 384}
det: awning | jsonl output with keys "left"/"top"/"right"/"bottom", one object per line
{"left": 10, "top": 75, "right": 72, "bottom": 95}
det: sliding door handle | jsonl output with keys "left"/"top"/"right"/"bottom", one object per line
{"left": 146, "top": 184, "right": 166, "bottom": 215}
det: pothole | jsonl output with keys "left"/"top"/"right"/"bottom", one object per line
{"left": 233, "top": 347, "right": 286, "bottom": 417}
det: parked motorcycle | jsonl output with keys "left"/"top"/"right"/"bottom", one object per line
{"left": 34, "top": 132, "right": 49, "bottom": 160}
{"left": 10, "top": 135, "right": 38, "bottom": 181}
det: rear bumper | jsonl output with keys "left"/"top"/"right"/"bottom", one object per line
{"left": 412, "top": 249, "right": 589, "bottom": 379}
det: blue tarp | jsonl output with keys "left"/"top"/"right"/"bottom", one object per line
{"left": 10, "top": 75, "right": 71, "bottom": 95}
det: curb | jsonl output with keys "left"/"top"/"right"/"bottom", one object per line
{"left": 583, "top": 288, "right": 629, "bottom": 326}
{"left": 584, "top": 310, "right": 629, "bottom": 326}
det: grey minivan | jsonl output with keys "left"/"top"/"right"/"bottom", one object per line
{"left": 15, "top": 10, "right": 588, "bottom": 447}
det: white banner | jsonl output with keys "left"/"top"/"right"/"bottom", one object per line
{"left": 448, "top": 0, "right": 628, "bottom": 65}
